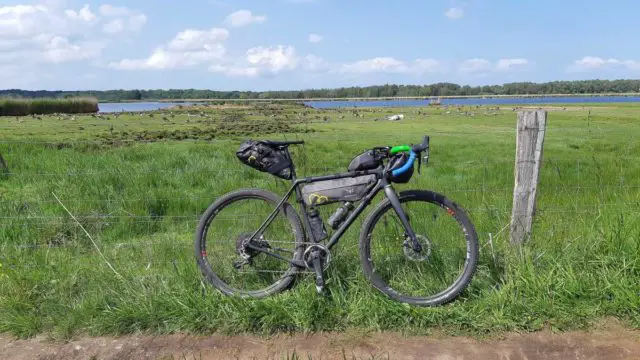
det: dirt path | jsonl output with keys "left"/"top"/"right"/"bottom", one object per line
{"left": 2, "top": 327, "right": 640, "bottom": 360}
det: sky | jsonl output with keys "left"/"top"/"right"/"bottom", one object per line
{"left": 1, "top": 0, "right": 640, "bottom": 91}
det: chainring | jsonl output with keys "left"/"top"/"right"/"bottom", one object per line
{"left": 303, "top": 244, "right": 331, "bottom": 271}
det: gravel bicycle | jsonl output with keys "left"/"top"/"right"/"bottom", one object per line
{"left": 194, "top": 135, "right": 479, "bottom": 306}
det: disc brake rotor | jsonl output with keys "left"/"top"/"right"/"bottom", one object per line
{"left": 403, "top": 234, "right": 432, "bottom": 262}
{"left": 236, "top": 232, "right": 269, "bottom": 260}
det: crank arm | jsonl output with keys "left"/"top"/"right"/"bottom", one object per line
{"left": 311, "top": 251, "right": 325, "bottom": 294}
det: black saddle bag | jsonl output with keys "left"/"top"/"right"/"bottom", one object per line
{"left": 236, "top": 140, "right": 293, "bottom": 180}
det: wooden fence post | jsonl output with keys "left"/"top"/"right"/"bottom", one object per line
{"left": 0, "top": 153, "right": 8, "bottom": 177}
{"left": 510, "top": 110, "right": 547, "bottom": 245}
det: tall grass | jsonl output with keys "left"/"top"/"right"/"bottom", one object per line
{"left": 0, "top": 97, "right": 99, "bottom": 116}
{"left": 0, "top": 103, "right": 638, "bottom": 340}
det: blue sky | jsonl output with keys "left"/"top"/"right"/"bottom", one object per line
{"left": 1, "top": 0, "right": 639, "bottom": 91}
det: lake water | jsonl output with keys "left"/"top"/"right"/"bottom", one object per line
{"left": 303, "top": 96, "right": 640, "bottom": 109}
{"left": 98, "top": 96, "right": 640, "bottom": 113}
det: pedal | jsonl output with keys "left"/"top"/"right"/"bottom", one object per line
{"left": 315, "top": 276, "right": 325, "bottom": 294}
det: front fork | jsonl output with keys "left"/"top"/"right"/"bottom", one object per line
{"left": 384, "top": 185, "right": 423, "bottom": 253}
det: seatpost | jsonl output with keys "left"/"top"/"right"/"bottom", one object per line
{"left": 285, "top": 147, "right": 297, "bottom": 181}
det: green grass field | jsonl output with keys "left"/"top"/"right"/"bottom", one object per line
{"left": 0, "top": 102, "right": 638, "bottom": 340}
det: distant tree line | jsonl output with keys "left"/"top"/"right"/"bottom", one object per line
{"left": 2, "top": 80, "right": 640, "bottom": 101}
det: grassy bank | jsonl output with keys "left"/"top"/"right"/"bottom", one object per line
{"left": 0, "top": 97, "right": 98, "bottom": 116}
{"left": 0, "top": 103, "right": 638, "bottom": 340}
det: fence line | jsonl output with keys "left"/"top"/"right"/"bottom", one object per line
{"left": 2, "top": 111, "right": 640, "bottom": 283}
{"left": 1, "top": 184, "right": 638, "bottom": 206}
{"left": 1, "top": 160, "right": 637, "bottom": 177}
{"left": 0, "top": 204, "right": 637, "bottom": 223}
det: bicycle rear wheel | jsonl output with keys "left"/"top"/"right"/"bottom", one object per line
{"left": 359, "top": 190, "right": 478, "bottom": 306}
{"left": 194, "top": 189, "right": 305, "bottom": 298}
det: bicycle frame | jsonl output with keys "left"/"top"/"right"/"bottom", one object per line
{"left": 245, "top": 147, "right": 419, "bottom": 269}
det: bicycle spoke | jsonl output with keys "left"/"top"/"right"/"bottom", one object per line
{"left": 361, "top": 192, "right": 478, "bottom": 305}
{"left": 195, "top": 191, "right": 303, "bottom": 295}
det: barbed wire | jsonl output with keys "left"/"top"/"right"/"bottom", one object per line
{"left": 0, "top": 184, "right": 637, "bottom": 206}
{"left": 1, "top": 111, "right": 638, "bottom": 286}
{"left": 2, "top": 226, "right": 509, "bottom": 272}
{"left": 0, "top": 203, "right": 637, "bottom": 224}
{"left": 1, "top": 160, "right": 637, "bottom": 178}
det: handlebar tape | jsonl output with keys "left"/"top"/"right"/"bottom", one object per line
{"left": 390, "top": 145, "right": 411, "bottom": 155}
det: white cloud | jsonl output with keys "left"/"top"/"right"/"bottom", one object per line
{"left": 102, "top": 19, "right": 124, "bottom": 33}
{"left": 98, "top": 5, "right": 146, "bottom": 33}
{"left": 0, "top": 3, "right": 128, "bottom": 67}
{"left": 0, "top": 5, "right": 60, "bottom": 38}
{"left": 569, "top": 56, "right": 640, "bottom": 72}
{"left": 210, "top": 64, "right": 260, "bottom": 77}
{"left": 99, "top": 4, "right": 132, "bottom": 17}
{"left": 41, "top": 35, "right": 103, "bottom": 63}
{"left": 460, "top": 58, "right": 529, "bottom": 73}
{"left": 445, "top": 7, "right": 464, "bottom": 20}
{"left": 578, "top": 56, "right": 618, "bottom": 69}
{"left": 340, "top": 57, "right": 440, "bottom": 74}
{"left": 65, "top": 4, "right": 97, "bottom": 23}
{"left": 413, "top": 58, "right": 441, "bottom": 73}
{"left": 0, "top": 2, "right": 146, "bottom": 59}
{"left": 109, "top": 27, "right": 229, "bottom": 70}
{"left": 246, "top": 45, "right": 298, "bottom": 72}
{"left": 308, "top": 33, "right": 322, "bottom": 43}
{"left": 224, "top": 10, "right": 266, "bottom": 27}
{"left": 341, "top": 57, "right": 408, "bottom": 73}
{"left": 112, "top": 47, "right": 226, "bottom": 70}
{"left": 0, "top": 34, "right": 104, "bottom": 65}
{"left": 302, "top": 54, "right": 330, "bottom": 72}
{"left": 496, "top": 58, "right": 529, "bottom": 71}
{"left": 128, "top": 14, "right": 147, "bottom": 31}
{"left": 459, "top": 58, "right": 491, "bottom": 73}
{"left": 168, "top": 28, "right": 229, "bottom": 51}
{"left": 209, "top": 45, "right": 312, "bottom": 77}
{"left": 624, "top": 61, "right": 640, "bottom": 70}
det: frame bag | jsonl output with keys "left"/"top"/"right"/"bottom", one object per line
{"left": 236, "top": 140, "right": 292, "bottom": 180}
{"left": 301, "top": 175, "right": 377, "bottom": 207}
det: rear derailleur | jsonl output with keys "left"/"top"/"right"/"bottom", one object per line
{"left": 233, "top": 232, "right": 271, "bottom": 269}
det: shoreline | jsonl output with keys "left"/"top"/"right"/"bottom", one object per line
{"left": 151, "top": 93, "right": 640, "bottom": 103}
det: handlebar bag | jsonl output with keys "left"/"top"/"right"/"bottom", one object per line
{"left": 347, "top": 150, "right": 380, "bottom": 171}
{"left": 388, "top": 152, "right": 414, "bottom": 183}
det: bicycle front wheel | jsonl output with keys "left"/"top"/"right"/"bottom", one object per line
{"left": 194, "top": 189, "right": 305, "bottom": 298}
{"left": 359, "top": 190, "right": 479, "bottom": 306}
